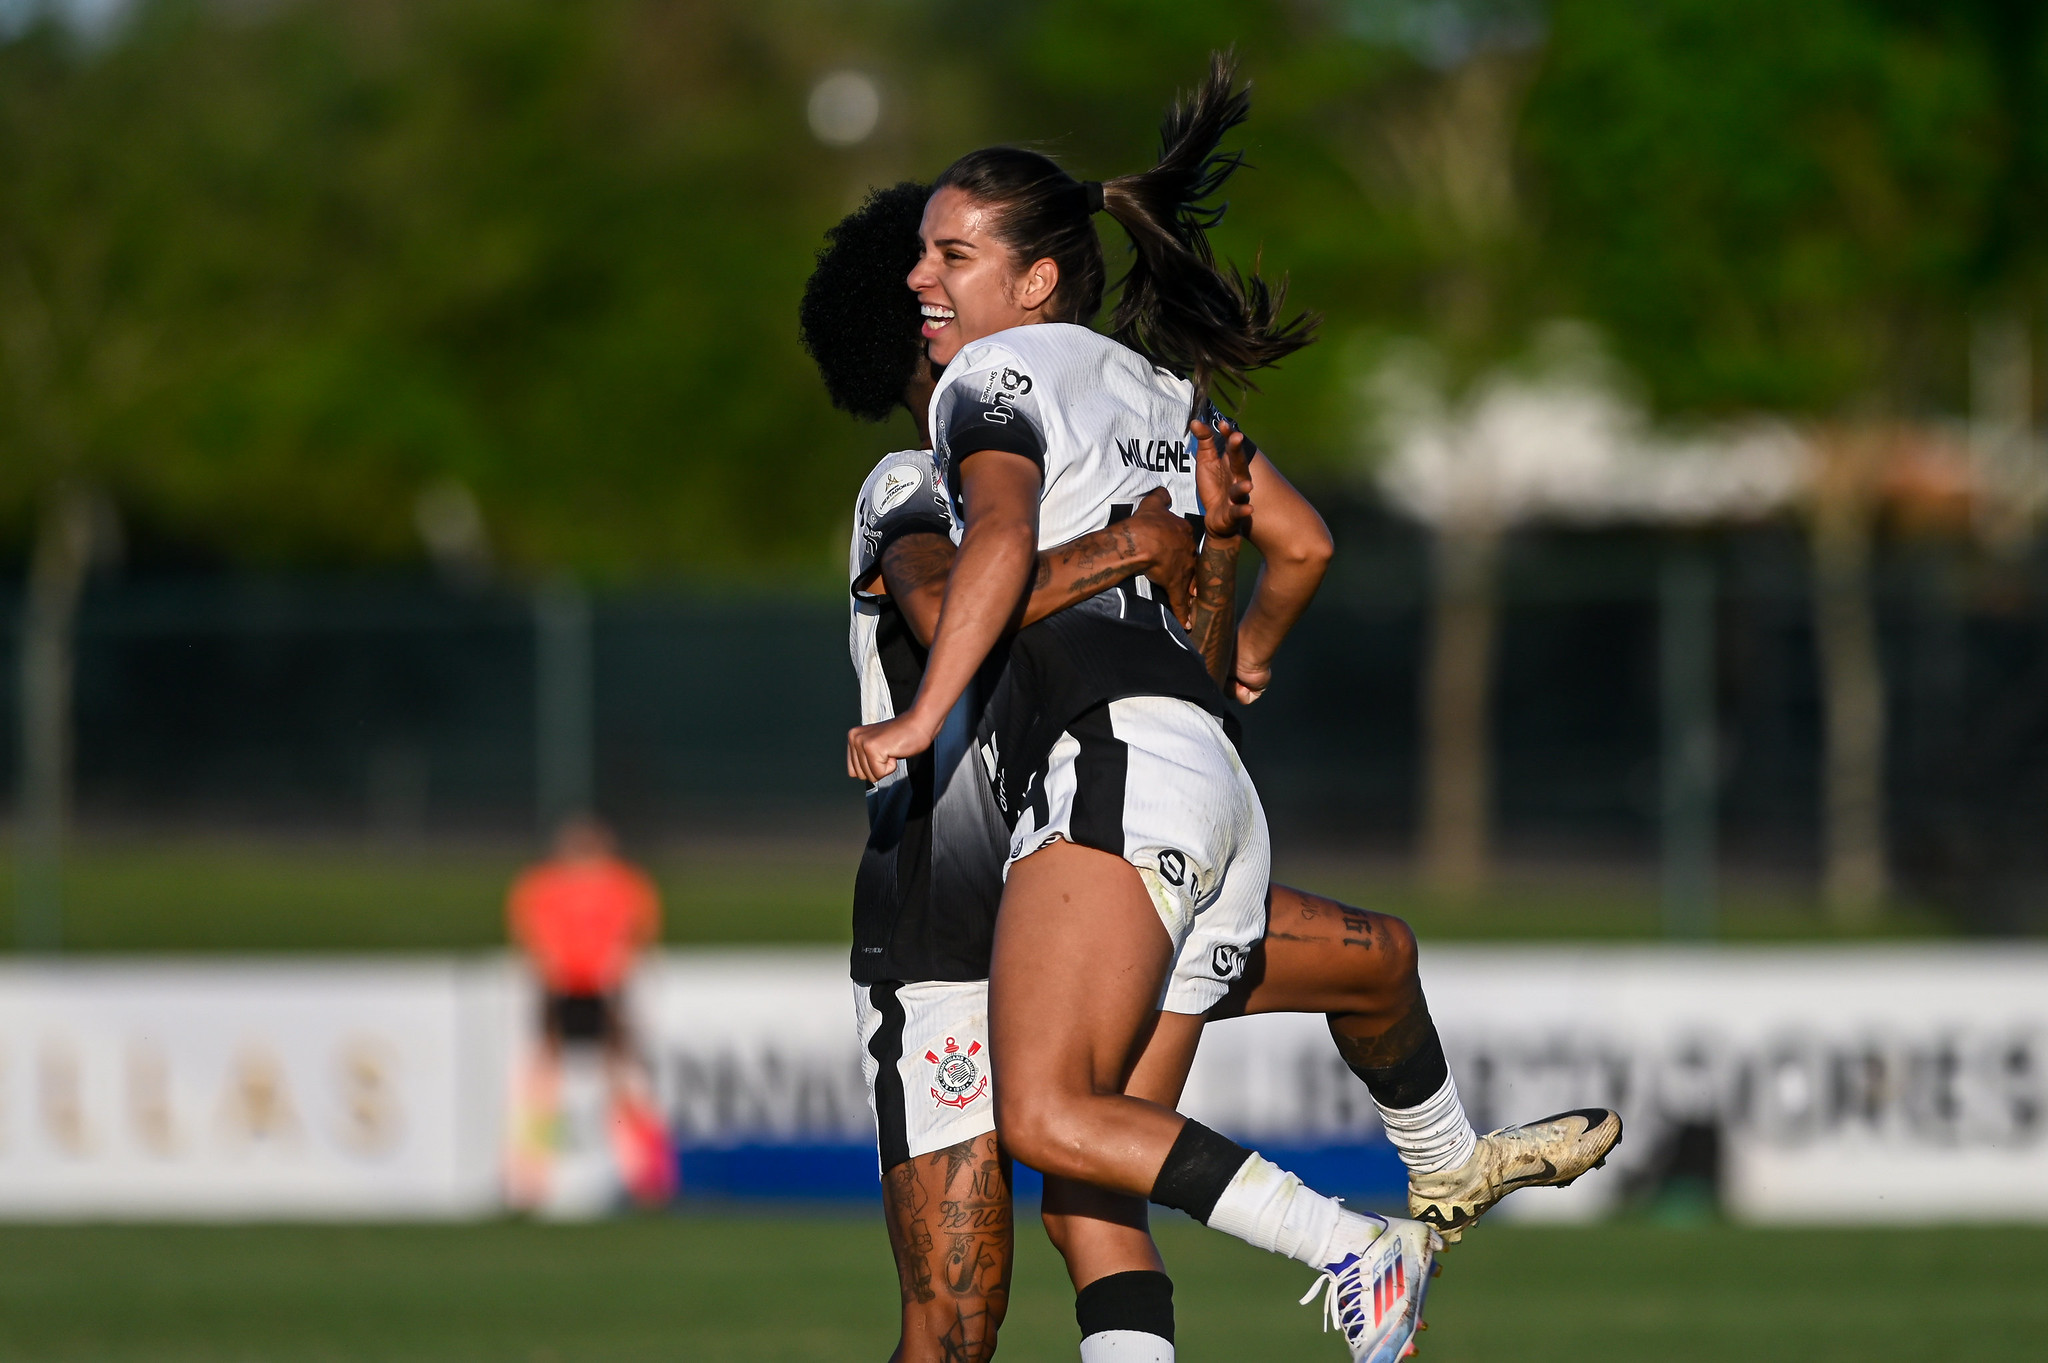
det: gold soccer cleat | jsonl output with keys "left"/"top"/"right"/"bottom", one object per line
{"left": 1408, "top": 1108, "right": 1622, "bottom": 1245}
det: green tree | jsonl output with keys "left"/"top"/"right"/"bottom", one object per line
{"left": 0, "top": 0, "right": 968, "bottom": 938}
{"left": 1523, "top": 0, "right": 2007, "bottom": 920}
{"left": 0, "top": 11, "right": 226, "bottom": 946}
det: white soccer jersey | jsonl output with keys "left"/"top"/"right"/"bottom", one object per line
{"left": 928, "top": 322, "right": 1205, "bottom": 550}
{"left": 848, "top": 449, "right": 954, "bottom": 727}
{"left": 845, "top": 449, "right": 1009, "bottom": 986}
{"left": 924, "top": 323, "right": 1235, "bottom": 830}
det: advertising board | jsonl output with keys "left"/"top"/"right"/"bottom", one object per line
{"left": 1, "top": 945, "right": 2040, "bottom": 1222}
{"left": 0, "top": 961, "right": 509, "bottom": 1218}
{"left": 637, "top": 945, "right": 2048, "bottom": 1223}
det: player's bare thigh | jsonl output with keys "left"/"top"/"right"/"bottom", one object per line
{"left": 988, "top": 838, "right": 1186, "bottom": 1187}
{"left": 1209, "top": 884, "right": 1419, "bottom": 1022}
{"left": 882, "top": 1132, "right": 1013, "bottom": 1363}
{"left": 988, "top": 839, "right": 1174, "bottom": 1098}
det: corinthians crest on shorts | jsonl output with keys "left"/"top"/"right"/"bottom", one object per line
{"left": 925, "top": 1036, "right": 988, "bottom": 1110}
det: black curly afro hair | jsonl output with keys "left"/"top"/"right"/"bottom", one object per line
{"left": 798, "top": 181, "right": 931, "bottom": 422}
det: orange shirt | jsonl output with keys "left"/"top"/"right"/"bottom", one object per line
{"left": 508, "top": 856, "right": 661, "bottom": 994}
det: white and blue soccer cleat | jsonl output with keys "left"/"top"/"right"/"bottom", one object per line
{"left": 1300, "top": 1210, "right": 1440, "bottom": 1361}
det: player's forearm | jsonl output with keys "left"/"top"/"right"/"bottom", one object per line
{"left": 1189, "top": 533, "right": 1242, "bottom": 690}
{"left": 885, "top": 525, "right": 1151, "bottom": 648}
{"left": 903, "top": 509, "right": 1036, "bottom": 729}
{"left": 879, "top": 533, "right": 955, "bottom": 647}
{"left": 1236, "top": 561, "right": 1322, "bottom": 671}
{"left": 1238, "top": 452, "right": 1333, "bottom": 673}
{"left": 1020, "top": 521, "right": 1154, "bottom": 628}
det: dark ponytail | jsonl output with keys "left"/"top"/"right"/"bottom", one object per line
{"left": 1101, "top": 52, "right": 1316, "bottom": 398}
{"left": 929, "top": 51, "right": 1314, "bottom": 401}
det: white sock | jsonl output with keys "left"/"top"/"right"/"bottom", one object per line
{"left": 1203, "top": 1152, "right": 1351, "bottom": 1268}
{"left": 1375, "top": 1074, "right": 1479, "bottom": 1175}
{"left": 1080, "top": 1332, "right": 1174, "bottom": 1361}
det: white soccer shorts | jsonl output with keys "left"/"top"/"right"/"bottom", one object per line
{"left": 1005, "top": 694, "right": 1272, "bottom": 1017}
{"left": 855, "top": 978, "right": 997, "bottom": 1172}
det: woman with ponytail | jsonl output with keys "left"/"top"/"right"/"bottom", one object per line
{"left": 842, "top": 56, "right": 1439, "bottom": 1361}
{"left": 843, "top": 57, "right": 1614, "bottom": 1362}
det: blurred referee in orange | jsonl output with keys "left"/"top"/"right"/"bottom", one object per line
{"left": 506, "top": 815, "right": 673, "bottom": 1207}
{"left": 510, "top": 815, "right": 660, "bottom": 1048}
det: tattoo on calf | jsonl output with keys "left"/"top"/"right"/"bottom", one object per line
{"left": 937, "top": 1303, "right": 997, "bottom": 1363}
{"left": 888, "top": 1139, "right": 1012, "bottom": 1349}
{"left": 1334, "top": 989, "right": 1434, "bottom": 1070}
{"left": 884, "top": 1162, "right": 938, "bottom": 1304}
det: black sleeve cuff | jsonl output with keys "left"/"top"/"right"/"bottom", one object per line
{"left": 946, "top": 418, "right": 1046, "bottom": 496}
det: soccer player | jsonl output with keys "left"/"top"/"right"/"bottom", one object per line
{"left": 845, "top": 58, "right": 1615, "bottom": 1362}
{"left": 810, "top": 180, "right": 1215, "bottom": 1361}
{"left": 806, "top": 175, "right": 1617, "bottom": 1361}
{"left": 505, "top": 815, "right": 673, "bottom": 1208}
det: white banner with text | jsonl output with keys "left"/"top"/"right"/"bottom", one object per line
{"left": 0, "top": 961, "right": 511, "bottom": 1218}
{"left": 637, "top": 945, "right": 2048, "bottom": 1224}
{"left": 0, "top": 946, "right": 2041, "bottom": 1222}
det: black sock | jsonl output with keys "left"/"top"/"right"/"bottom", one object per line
{"left": 1344, "top": 1014, "right": 1450, "bottom": 1110}
{"left": 1076, "top": 1269, "right": 1175, "bottom": 1346}
{"left": 1148, "top": 1119, "right": 1253, "bottom": 1223}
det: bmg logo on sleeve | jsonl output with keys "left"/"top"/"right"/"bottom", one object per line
{"left": 977, "top": 367, "right": 1033, "bottom": 424}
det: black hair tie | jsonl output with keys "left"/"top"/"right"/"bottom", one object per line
{"left": 1081, "top": 180, "right": 1105, "bottom": 214}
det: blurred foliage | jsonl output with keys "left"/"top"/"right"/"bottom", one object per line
{"left": 0, "top": 0, "right": 2039, "bottom": 580}
{"left": 1527, "top": 0, "right": 2020, "bottom": 416}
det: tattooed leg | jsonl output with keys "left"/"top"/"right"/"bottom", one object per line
{"left": 881, "top": 1132, "right": 1012, "bottom": 1363}
{"left": 1208, "top": 885, "right": 1430, "bottom": 1065}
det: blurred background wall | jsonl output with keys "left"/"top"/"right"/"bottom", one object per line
{"left": 4, "top": 517, "right": 2048, "bottom": 934}
{"left": 3, "top": 0, "right": 2046, "bottom": 943}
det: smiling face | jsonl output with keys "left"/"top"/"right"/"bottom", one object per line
{"left": 906, "top": 185, "right": 1060, "bottom": 367}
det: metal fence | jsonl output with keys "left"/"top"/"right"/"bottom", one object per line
{"left": 5, "top": 503, "right": 2048, "bottom": 931}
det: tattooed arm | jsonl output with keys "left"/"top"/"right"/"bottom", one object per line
{"left": 1188, "top": 415, "right": 1254, "bottom": 691}
{"left": 872, "top": 532, "right": 957, "bottom": 648}
{"left": 1188, "top": 532, "right": 1242, "bottom": 690}
{"left": 879, "top": 489, "right": 1196, "bottom": 649}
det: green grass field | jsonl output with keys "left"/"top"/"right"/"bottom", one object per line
{"left": 1, "top": 1216, "right": 2040, "bottom": 1361}
{"left": 1, "top": 835, "right": 1944, "bottom": 953}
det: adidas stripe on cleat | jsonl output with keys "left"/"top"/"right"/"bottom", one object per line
{"left": 1300, "top": 1211, "right": 1440, "bottom": 1362}
{"left": 1408, "top": 1107, "right": 1622, "bottom": 1245}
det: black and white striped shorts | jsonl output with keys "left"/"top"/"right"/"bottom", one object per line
{"left": 854, "top": 978, "right": 996, "bottom": 1172}
{"left": 1004, "top": 695, "right": 1271, "bottom": 1016}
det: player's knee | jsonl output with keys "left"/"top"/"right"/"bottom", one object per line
{"left": 993, "top": 1097, "right": 1059, "bottom": 1171}
{"left": 1039, "top": 1198, "right": 1144, "bottom": 1264}
{"left": 1379, "top": 911, "right": 1419, "bottom": 983}
{"left": 994, "top": 1090, "right": 1086, "bottom": 1176}
{"left": 1039, "top": 1200, "right": 1084, "bottom": 1259}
